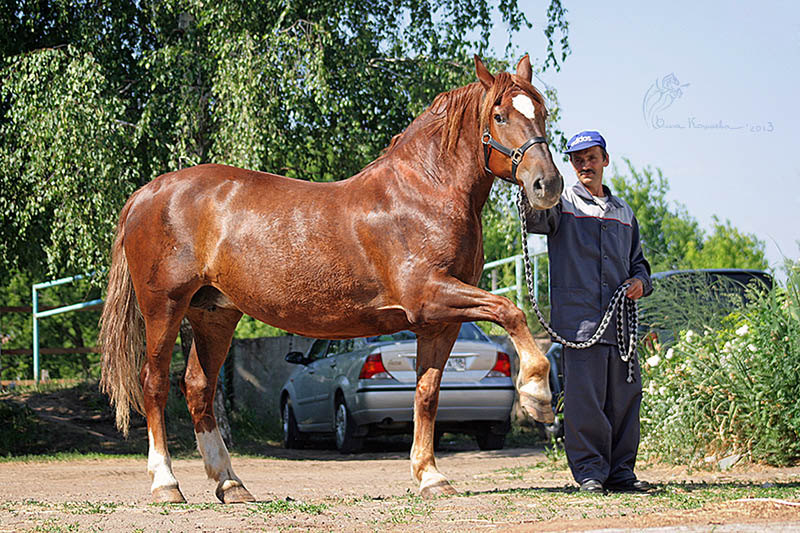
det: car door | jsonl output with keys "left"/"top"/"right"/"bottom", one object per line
{"left": 318, "top": 339, "right": 355, "bottom": 425}
{"left": 291, "top": 339, "right": 331, "bottom": 428}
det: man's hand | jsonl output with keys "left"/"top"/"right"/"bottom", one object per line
{"left": 624, "top": 278, "right": 644, "bottom": 300}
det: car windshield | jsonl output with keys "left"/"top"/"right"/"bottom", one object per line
{"left": 366, "top": 323, "right": 489, "bottom": 344}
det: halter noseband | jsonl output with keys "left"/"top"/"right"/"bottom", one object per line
{"left": 482, "top": 129, "right": 547, "bottom": 185}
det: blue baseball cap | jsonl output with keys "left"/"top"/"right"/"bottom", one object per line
{"left": 565, "top": 130, "right": 606, "bottom": 153}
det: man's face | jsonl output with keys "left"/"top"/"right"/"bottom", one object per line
{"left": 569, "top": 145, "right": 609, "bottom": 191}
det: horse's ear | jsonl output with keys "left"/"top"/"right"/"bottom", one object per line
{"left": 515, "top": 54, "right": 532, "bottom": 83}
{"left": 474, "top": 55, "right": 494, "bottom": 90}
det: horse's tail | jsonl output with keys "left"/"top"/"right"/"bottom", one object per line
{"left": 99, "top": 197, "right": 145, "bottom": 437}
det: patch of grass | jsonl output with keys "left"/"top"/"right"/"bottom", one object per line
{"left": 493, "top": 465, "right": 530, "bottom": 480}
{"left": 383, "top": 494, "right": 432, "bottom": 525}
{"left": 248, "top": 499, "right": 328, "bottom": 516}
{"left": 527, "top": 440, "right": 568, "bottom": 472}
{"left": 0, "top": 451, "right": 145, "bottom": 463}
{"left": 61, "top": 501, "right": 118, "bottom": 515}
{"left": 230, "top": 406, "right": 283, "bottom": 450}
{"left": 29, "top": 518, "right": 82, "bottom": 532}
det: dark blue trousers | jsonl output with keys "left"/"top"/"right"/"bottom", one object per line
{"left": 563, "top": 343, "right": 642, "bottom": 485}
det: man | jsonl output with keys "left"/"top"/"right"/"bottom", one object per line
{"left": 525, "top": 131, "right": 652, "bottom": 493}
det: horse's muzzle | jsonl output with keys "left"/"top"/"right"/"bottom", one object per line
{"left": 525, "top": 172, "right": 563, "bottom": 210}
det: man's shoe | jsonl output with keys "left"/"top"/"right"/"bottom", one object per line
{"left": 579, "top": 479, "right": 605, "bottom": 493}
{"left": 605, "top": 479, "right": 652, "bottom": 493}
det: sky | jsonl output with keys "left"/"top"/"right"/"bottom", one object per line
{"left": 489, "top": 0, "right": 798, "bottom": 276}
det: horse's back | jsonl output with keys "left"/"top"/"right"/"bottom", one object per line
{"left": 120, "top": 163, "right": 396, "bottom": 333}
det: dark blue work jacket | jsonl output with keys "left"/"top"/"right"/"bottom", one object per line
{"left": 525, "top": 182, "right": 652, "bottom": 344}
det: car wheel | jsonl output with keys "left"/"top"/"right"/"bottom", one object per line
{"left": 433, "top": 429, "right": 443, "bottom": 451}
{"left": 475, "top": 431, "right": 506, "bottom": 451}
{"left": 282, "top": 400, "right": 304, "bottom": 449}
{"left": 334, "top": 399, "right": 363, "bottom": 454}
{"left": 475, "top": 418, "right": 510, "bottom": 451}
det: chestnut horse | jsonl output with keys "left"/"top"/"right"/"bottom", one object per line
{"left": 99, "top": 55, "right": 563, "bottom": 503}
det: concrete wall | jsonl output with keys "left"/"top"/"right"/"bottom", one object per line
{"left": 228, "top": 335, "right": 315, "bottom": 425}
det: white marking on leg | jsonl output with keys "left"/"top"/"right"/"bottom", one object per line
{"left": 420, "top": 469, "right": 449, "bottom": 491}
{"left": 147, "top": 430, "right": 179, "bottom": 491}
{"left": 196, "top": 428, "right": 243, "bottom": 486}
{"left": 512, "top": 94, "right": 536, "bottom": 119}
{"left": 519, "top": 378, "right": 551, "bottom": 403}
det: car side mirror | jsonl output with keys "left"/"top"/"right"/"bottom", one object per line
{"left": 285, "top": 351, "right": 308, "bottom": 365}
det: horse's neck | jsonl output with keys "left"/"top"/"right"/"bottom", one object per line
{"left": 376, "top": 116, "right": 494, "bottom": 215}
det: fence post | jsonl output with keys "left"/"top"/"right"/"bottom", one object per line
{"left": 515, "top": 256, "right": 523, "bottom": 306}
{"left": 32, "top": 285, "right": 39, "bottom": 383}
{"left": 29, "top": 271, "right": 104, "bottom": 382}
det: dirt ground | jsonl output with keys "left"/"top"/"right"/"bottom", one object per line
{"left": 1, "top": 446, "right": 800, "bottom": 532}
{"left": 2, "top": 384, "right": 800, "bottom": 531}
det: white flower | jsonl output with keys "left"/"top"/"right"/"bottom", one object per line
{"left": 647, "top": 382, "right": 656, "bottom": 395}
{"left": 666, "top": 348, "right": 675, "bottom": 360}
{"left": 748, "top": 344, "right": 758, "bottom": 353}
{"left": 722, "top": 341, "right": 733, "bottom": 354}
{"left": 646, "top": 354, "right": 661, "bottom": 368}
{"left": 735, "top": 324, "right": 749, "bottom": 336}
{"left": 684, "top": 330, "right": 696, "bottom": 343}
{"left": 658, "top": 386, "right": 667, "bottom": 396}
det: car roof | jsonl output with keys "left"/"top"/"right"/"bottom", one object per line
{"left": 652, "top": 268, "right": 772, "bottom": 280}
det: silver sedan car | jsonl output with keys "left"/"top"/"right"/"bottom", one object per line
{"left": 279, "top": 323, "right": 514, "bottom": 453}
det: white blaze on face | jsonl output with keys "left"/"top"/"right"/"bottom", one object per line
{"left": 512, "top": 94, "right": 536, "bottom": 120}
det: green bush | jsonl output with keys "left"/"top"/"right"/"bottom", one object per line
{"left": 641, "top": 263, "right": 800, "bottom": 465}
{"left": 0, "top": 399, "right": 45, "bottom": 455}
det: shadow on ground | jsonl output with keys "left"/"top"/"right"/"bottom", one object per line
{"left": 1, "top": 381, "right": 548, "bottom": 461}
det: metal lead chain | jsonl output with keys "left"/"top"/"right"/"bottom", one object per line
{"left": 515, "top": 189, "right": 639, "bottom": 383}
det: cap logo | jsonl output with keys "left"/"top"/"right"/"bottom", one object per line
{"left": 570, "top": 135, "right": 593, "bottom": 147}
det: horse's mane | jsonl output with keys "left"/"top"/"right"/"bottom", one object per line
{"left": 365, "top": 71, "right": 546, "bottom": 172}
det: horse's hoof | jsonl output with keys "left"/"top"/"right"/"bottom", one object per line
{"left": 420, "top": 480, "right": 458, "bottom": 499}
{"left": 152, "top": 486, "right": 186, "bottom": 503}
{"left": 216, "top": 482, "right": 256, "bottom": 503}
{"left": 520, "top": 391, "right": 555, "bottom": 423}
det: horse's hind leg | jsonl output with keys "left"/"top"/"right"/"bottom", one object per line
{"left": 411, "top": 324, "right": 460, "bottom": 498}
{"left": 184, "top": 306, "right": 254, "bottom": 503}
{"left": 139, "top": 295, "right": 191, "bottom": 503}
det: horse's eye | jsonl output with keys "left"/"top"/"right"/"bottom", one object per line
{"left": 494, "top": 114, "right": 505, "bottom": 124}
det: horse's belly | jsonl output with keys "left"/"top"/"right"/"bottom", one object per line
{"left": 214, "top": 266, "right": 411, "bottom": 339}
{"left": 237, "top": 297, "right": 411, "bottom": 339}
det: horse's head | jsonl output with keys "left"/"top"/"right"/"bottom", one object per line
{"left": 476, "top": 55, "right": 563, "bottom": 210}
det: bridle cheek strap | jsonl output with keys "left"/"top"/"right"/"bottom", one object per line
{"left": 482, "top": 129, "right": 547, "bottom": 185}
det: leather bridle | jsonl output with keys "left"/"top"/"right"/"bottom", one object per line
{"left": 482, "top": 128, "right": 547, "bottom": 185}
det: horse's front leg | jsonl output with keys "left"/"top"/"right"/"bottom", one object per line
{"left": 411, "top": 325, "right": 461, "bottom": 498}
{"left": 416, "top": 277, "right": 554, "bottom": 424}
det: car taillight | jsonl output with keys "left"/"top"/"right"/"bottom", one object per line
{"left": 486, "top": 351, "right": 511, "bottom": 378}
{"left": 359, "top": 353, "right": 391, "bottom": 379}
